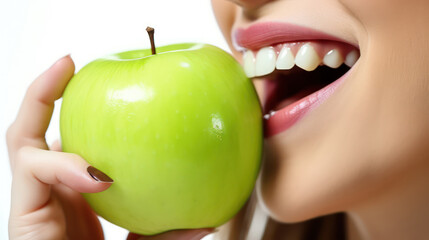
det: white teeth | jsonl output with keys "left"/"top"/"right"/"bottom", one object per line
{"left": 263, "top": 111, "right": 276, "bottom": 120}
{"left": 345, "top": 50, "right": 359, "bottom": 67}
{"left": 243, "top": 43, "right": 360, "bottom": 78}
{"left": 323, "top": 49, "right": 343, "bottom": 68}
{"left": 276, "top": 47, "right": 295, "bottom": 70}
{"left": 295, "top": 43, "right": 321, "bottom": 71}
{"left": 243, "top": 50, "right": 256, "bottom": 78}
{"left": 255, "top": 47, "right": 277, "bottom": 76}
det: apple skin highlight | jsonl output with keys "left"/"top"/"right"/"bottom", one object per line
{"left": 60, "top": 43, "right": 263, "bottom": 235}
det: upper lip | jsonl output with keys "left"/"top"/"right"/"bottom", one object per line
{"left": 233, "top": 22, "right": 354, "bottom": 51}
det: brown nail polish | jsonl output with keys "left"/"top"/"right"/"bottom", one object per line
{"left": 87, "top": 166, "right": 114, "bottom": 183}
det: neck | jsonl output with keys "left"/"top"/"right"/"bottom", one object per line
{"left": 346, "top": 161, "right": 429, "bottom": 240}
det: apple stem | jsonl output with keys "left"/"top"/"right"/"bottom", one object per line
{"left": 146, "top": 26, "right": 156, "bottom": 55}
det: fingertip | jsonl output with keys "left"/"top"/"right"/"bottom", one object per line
{"left": 91, "top": 180, "right": 114, "bottom": 192}
{"left": 87, "top": 166, "right": 114, "bottom": 183}
{"left": 52, "top": 54, "right": 75, "bottom": 78}
{"left": 62, "top": 54, "right": 75, "bottom": 73}
{"left": 31, "top": 54, "right": 76, "bottom": 104}
{"left": 55, "top": 54, "right": 74, "bottom": 69}
{"left": 52, "top": 153, "right": 114, "bottom": 193}
{"left": 45, "top": 54, "right": 75, "bottom": 101}
{"left": 48, "top": 54, "right": 74, "bottom": 77}
{"left": 82, "top": 165, "right": 114, "bottom": 193}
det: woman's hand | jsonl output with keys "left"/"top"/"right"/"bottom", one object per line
{"left": 6, "top": 55, "right": 213, "bottom": 240}
{"left": 7, "top": 55, "right": 114, "bottom": 240}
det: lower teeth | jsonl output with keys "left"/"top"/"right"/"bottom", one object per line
{"left": 263, "top": 110, "right": 276, "bottom": 120}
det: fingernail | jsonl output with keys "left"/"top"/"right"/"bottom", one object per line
{"left": 57, "top": 53, "right": 71, "bottom": 62}
{"left": 87, "top": 166, "right": 114, "bottom": 183}
{"left": 51, "top": 54, "right": 71, "bottom": 68}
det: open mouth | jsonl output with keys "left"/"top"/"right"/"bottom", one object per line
{"left": 235, "top": 23, "right": 360, "bottom": 137}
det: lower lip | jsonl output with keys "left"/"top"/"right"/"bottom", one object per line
{"left": 264, "top": 72, "right": 348, "bottom": 138}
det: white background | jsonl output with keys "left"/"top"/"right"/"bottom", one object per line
{"left": 0, "top": 0, "right": 229, "bottom": 239}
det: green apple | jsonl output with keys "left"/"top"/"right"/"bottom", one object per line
{"left": 60, "top": 35, "right": 262, "bottom": 235}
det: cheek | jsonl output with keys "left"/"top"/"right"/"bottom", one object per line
{"left": 340, "top": 0, "right": 426, "bottom": 30}
{"left": 339, "top": 0, "right": 398, "bottom": 34}
{"left": 340, "top": 0, "right": 395, "bottom": 17}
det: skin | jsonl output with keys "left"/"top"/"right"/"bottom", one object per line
{"left": 211, "top": 0, "right": 429, "bottom": 239}
{"left": 8, "top": 0, "right": 429, "bottom": 239}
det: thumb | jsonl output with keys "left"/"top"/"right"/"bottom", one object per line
{"left": 11, "top": 146, "right": 113, "bottom": 216}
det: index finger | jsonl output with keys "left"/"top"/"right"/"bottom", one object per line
{"left": 7, "top": 56, "right": 75, "bottom": 155}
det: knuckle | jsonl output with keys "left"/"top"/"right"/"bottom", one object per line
{"left": 26, "top": 80, "right": 38, "bottom": 96}
{"left": 26, "top": 79, "right": 51, "bottom": 106}
{"left": 15, "top": 147, "right": 28, "bottom": 165}
{"left": 6, "top": 123, "right": 17, "bottom": 146}
{"left": 14, "top": 147, "right": 33, "bottom": 170}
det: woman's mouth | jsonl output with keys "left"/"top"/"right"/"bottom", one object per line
{"left": 234, "top": 22, "right": 359, "bottom": 138}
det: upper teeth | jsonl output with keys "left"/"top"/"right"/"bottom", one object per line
{"left": 242, "top": 42, "right": 359, "bottom": 78}
{"left": 255, "top": 47, "right": 276, "bottom": 76}
{"left": 276, "top": 47, "right": 294, "bottom": 70}
{"left": 345, "top": 49, "right": 359, "bottom": 67}
{"left": 295, "top": 43, "right": 320, "bottom": 71}
{"left": 323, "top": 49, "right": 343, "bottom": 69}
